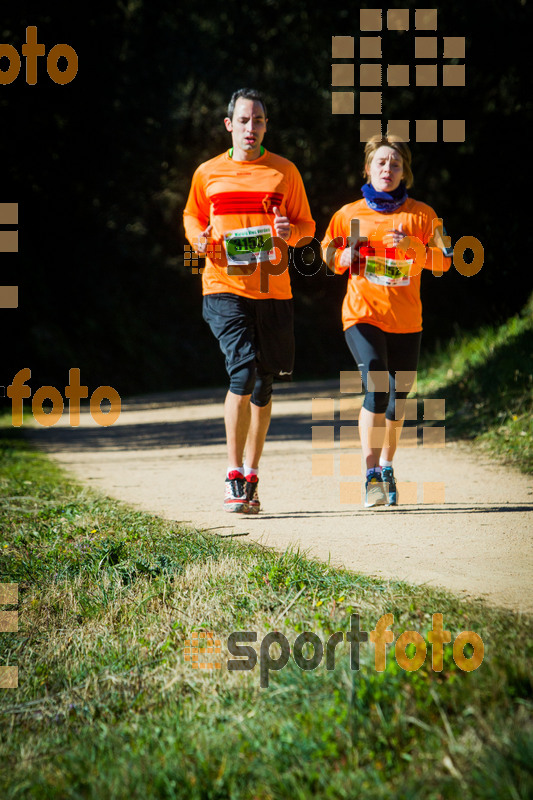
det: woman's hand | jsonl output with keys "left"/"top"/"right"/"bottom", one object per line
{"left": 339, "top": 237, "right": 363, "bottom": 269}
{"left": 339, "top": 246, "right": 354, "bottom": 268}
{"left": 383, "top": 222, "right": 407, "bottom": 248}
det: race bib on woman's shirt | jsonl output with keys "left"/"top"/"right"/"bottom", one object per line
{"left": 364, "top": 254, "right": 412, "bottom": 287}
{"left": 224, "top": 225, "right": 275, "bottom": 266}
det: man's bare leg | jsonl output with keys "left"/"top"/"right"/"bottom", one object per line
{"left": 224, "top": 392, "right": 271, "bottom": 514}
{"left": 244, "top": 399, "right": 272, "bottom": 469}
{"left": 225, "top": 391, "right": 252, "bottom": 469}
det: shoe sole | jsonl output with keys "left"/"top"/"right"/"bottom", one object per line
{"left": 224, "top": 502, "right": 249, "bottom": 513}
{"left": 365, "top": 485, "right": 387, "bottom": 508}
{"left": 245, "top": 503, "right": 260, "bottom": 514}
{"left": 364, "top": 498, "right": 386, "bottom": 508}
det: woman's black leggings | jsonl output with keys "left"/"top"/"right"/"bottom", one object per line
{"left": 345, "top": 323, "right": 422, "bottom": 420}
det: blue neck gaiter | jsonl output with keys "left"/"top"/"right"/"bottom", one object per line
{"left": 361, "top": 181, "right": 408, "bottom": 213}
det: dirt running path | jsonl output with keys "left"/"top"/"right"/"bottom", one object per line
{"left": 28, "top": 381, "right": 533, "bottom": 613}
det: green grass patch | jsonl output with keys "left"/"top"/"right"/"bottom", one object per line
{"left": 418, "top": 298, "right": 533, "bottom": 473}
{"left": 0, "top": 424, "right": 532, "bottom": 798}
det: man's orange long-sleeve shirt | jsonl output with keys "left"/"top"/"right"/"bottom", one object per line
{"left": 183, "top": 149, "right": 315, "bottom": 300}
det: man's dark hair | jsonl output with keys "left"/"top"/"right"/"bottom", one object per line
{"left": 227, "top": 88, "right": 267, "bottom": 120}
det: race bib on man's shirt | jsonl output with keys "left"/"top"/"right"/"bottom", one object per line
{"left": 364, "top": 254, "right": 412, "bottom": 287}
{"left": 224, "top": 225, "right": 275, "bottom": 266}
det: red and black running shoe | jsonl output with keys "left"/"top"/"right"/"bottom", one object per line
{"left": 245, "top": 474, "right": 260, "bottom": 514}
{"left": 224, "top": 471, "right": 248, "bottom": 513}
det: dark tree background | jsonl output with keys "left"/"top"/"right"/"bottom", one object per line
{"left": 1, "top": 0, "right": 531, "bottom": 397}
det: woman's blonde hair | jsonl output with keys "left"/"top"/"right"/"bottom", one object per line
{"left": 363, "top": 134, "right": 413, "bottom": 188}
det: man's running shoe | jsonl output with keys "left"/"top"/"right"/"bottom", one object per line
{"left": 224, "top": 471, "right": 248, "bottom": 513}
{"left": 381, "top": 466, "right": 398, "bottom": 506}
{"left": 364, "top": 469, "right": 387, "bottom": 508}
{"left": 245, "top": 474, "right": 260, "bottom": 514}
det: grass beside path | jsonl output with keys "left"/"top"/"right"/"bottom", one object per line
{"left": 1, "top": 423, "right": 532, "bottom": 799}
{"left": 417, "top": 297, "right": 533, "bottom": 473}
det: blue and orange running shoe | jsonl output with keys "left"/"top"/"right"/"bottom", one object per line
{"left": 364, "top": 469, "right": 387, "bottom": 508}
{"left": 381, "top": 466, "right": 398, "bottom": 506}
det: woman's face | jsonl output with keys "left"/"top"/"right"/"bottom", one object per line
{"left": 367, "top": 145, "right": 404, "bottom": 192}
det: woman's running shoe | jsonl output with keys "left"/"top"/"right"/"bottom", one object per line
{"left": 364, "top": 469, "right": 387, "bottom": 508}
{"left": 381, "top": 466, "right": 398, "bottom": 506}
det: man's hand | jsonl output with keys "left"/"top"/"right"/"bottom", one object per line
{"left": 196, "top": 224, "right": 213, "bottom": 254}
{"left": 272, "top": 206, "right": 291, "bottom": 241}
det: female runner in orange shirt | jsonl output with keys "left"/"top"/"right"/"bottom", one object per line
{"left": 321, "top": 134, "right": 451, "bottom": 507}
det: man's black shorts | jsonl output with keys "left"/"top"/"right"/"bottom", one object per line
{"left": 202, "top": 293, "right": 295, "bottom": 380}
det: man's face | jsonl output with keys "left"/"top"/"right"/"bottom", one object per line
{"left": 224, "top": 98, "right": 267, "bottom": 159}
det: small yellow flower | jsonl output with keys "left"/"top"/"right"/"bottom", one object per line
{"left": 91, "top": 529, "right": 97, "bottom": 533}
{"left": 316, "top": 599, "right": 323, "bottom": 607}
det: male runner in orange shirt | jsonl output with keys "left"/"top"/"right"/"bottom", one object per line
{"left": 183, "top": 88, "right": 315, "bottom": 513}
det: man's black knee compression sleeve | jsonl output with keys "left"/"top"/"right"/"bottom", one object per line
{"left": 229, "top": 362, "right": 256, "bottom": 396}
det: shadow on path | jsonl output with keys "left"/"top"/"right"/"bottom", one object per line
{"left": 249, "top": 503, "right": 533, "bottom": 520}
{"left": 28, "top": 412, "right": 319, "bottom": 452}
